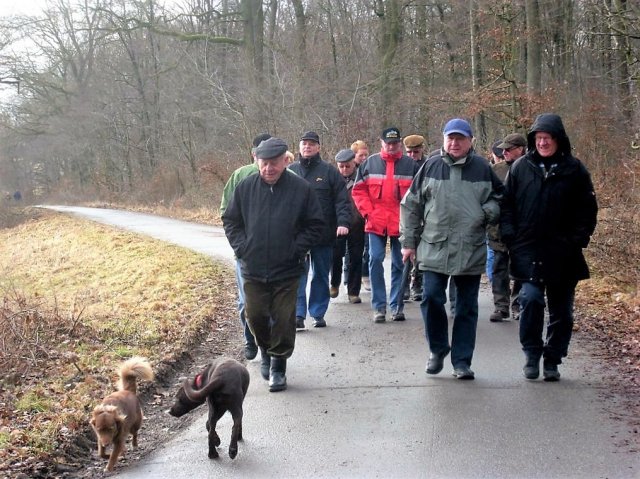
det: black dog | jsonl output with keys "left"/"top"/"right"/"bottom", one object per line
{"left": 169, "top": 357, "right": 250, "bottom": 459}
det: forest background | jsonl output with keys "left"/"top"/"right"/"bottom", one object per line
{"left": 1, "top": 1, "right": 639, "bottom": 350}
{"left": 0, "top": 0, "right": 639, "bottom": 474}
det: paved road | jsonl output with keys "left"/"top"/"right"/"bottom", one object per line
{"left": 44, "top": 206, "right": 639, "bottom": 478}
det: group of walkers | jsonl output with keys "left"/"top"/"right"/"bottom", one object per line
{"left": 221, "top": 113, "right": 598, "bottom": 391}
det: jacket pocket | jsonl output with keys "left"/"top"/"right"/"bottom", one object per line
{"left": 368, "top": 178, "right": 384, "bottom": 199}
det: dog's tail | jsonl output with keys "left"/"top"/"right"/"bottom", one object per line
{"left": 182, "top": 376, "right": 224, "bottom": 402}
{"left": 117, "top": 356, "right": 154, "bottom": 394}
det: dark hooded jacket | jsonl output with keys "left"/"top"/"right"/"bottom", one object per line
{"left": 500, "top": 113, "right": 598, "bottom": 284}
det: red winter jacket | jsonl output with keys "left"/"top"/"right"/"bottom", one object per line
{"left": 352, "top": 151, "right": 418, "bottom": 237}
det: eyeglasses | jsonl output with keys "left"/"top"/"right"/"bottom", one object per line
{"left": 406, "top": 149, "right": 423, "bottom": 154}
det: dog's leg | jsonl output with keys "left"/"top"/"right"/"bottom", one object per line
{"left": 97, "top": 442, "right": 109, "bottom": 459}
{"left": 207, "top": 404, "right": 223, "bottom": 458}
{"left": 132, "top": 429, "right": 138, "bottom": 448}
{"left": 228, "top": 404, "right": 244, "bottom": 459}
{"left": 106, "top": 439, "right": 124, "bottom": 472}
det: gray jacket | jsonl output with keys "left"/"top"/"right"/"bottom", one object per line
{"left": 401, "top": 149, "right": 503, "bottom": 275}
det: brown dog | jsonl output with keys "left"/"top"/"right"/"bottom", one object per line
{"left": 90, "top": 357, "right": 154, "bottom": 471}
{"left": 169, "top": 357, "right": 250, "bottom": 459}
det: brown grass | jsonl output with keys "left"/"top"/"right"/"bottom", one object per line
{"left": 0, "top": 206, "right": 234, "bottom": 472}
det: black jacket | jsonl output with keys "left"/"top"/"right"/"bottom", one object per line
{"left": 289, "top": 154, "right": 351, "bottom": 246}
{"left": 500, "top": 114, "right": 598, "bottom": 284}
{"left": 222, "top": 171, "right": 325, "bottom": 283}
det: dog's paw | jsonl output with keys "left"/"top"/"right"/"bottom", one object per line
{"left": 229, "top": 446, "right": 238, "bottom": 459}
{"left": 208, "top": 449, "right": 219, "bottom": 459}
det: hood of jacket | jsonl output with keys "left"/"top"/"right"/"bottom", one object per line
{"left": 527, "top": 113, "right": 571, "bottom": 156}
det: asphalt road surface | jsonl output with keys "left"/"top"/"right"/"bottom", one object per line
{"left": 43, "top": 206, "right": 639, "bottom": 478}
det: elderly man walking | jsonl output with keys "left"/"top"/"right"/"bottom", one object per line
{"left": 289, "top": 131, "right": 351, "bottom": 329}
{"left": 501, "top": 114, "right": 597, "bottom": 381}
{"left": 353, "top": 127, "right": 419, "bottom": 323}
{"left": 401, "top": 119, "right": 503, "bottom": 379}
{"left": 222, "top": 137, "right": 324, "bottom": 392}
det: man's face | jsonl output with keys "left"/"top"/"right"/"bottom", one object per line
{"left": 443, "top": 134, "right": 472, "bottom": 160}
{"left": 258, "top": 155, "right": 287, "bottom": 185}
{"left": 503, "top": 145, "right": 525, "bottom": 163}
{"left": 534, "top": 132, "right": 558, "bottom": 157}
{"left": 406, "top": 145, "right": 424, "bottom": 162}
{"left": 300, "top": 140, "right": 320, "bottom": 158}
{"left": 337, "top": 160, "right": 356, "bottom": 178}
{"left": 354, "top": 148, "right": 369, "bottom": 165}
{"left": 381, "top": 140, "right": 402, "bottom": 155}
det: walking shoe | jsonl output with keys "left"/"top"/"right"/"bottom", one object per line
{"left": 512, "top": 304, "right": 521, "bottom": 320}
{"left": 312, "top": 317, "right": 326, "bottom": 328}
{"left": 425, "top": 350, "right": 449, "bottom": 375}
{"left": 410, "top": 289, "right": 423, "bottom": 301}
{"left": 296, "top": 316, "right": 305, "bottom": 329}
{"left": 259, "top": 348, "right": 270, "bottom": 380}
{"left": 391, "top": 311, "right": 405, "bottom": 321}
{"left": 329, "top": 286, "right": 339, "bottom": 298}
{"left": 244, "top": 342, "right": 258, "bottom": 360}
{"left": 268, "top": 358, "right": 287, "bottom": 392}
{"left": 348, "top": 295, "right": 362, "bottom": 304}
{"left": 373, "top": 309, "right": 386, "bottom": 323}
{"left": 523, "top": 356, "right": 540, "bottom": 380}
{"left": 489, "top": 310, "right": 510, "bottom": 322}
{"left": 452, "top": 365, "right": 475, "bottom": 380}
{"left": 543, "top": 360, "right": 561, "bottom": 382}
{"left": 362, "top": 277, "right": 371, "bottom": 291}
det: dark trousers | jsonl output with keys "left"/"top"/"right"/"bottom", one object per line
{"left": 330, "top": 229, "right": 365, "bottom": 296}
{"left": 243, "top": 276, "right": 298, "bottom": 359}
{"left": 420, "top": 272, "right": 480, "bottom": 368}
{"left": 518, "top": 280, "right": 577, "bottom": 364}
{"left": 491, "top": 249, "right": 521, "bottom": 312}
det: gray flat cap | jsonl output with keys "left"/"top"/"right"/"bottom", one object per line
{"left": 255, "top": 137, "right": 288, "bottom": 160}
{"left": 335, "top": 149, "right": 356, "bottom": 163}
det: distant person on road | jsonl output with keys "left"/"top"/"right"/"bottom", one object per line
{"left": 501, "top": 114, "right": 597, "bottom": 381}
{"left": 487, "top": 133, "right": 527, "bottom": 322}
{"left": 330, "top": 149, "right": 365, "bottom": 304}
{"left": 222, "top": 137, "right": 324, "bottom": 392}
{"left": 352, "top": 127, "right": 419, "bottom": 323}
{"left": 402, "top": 134, "right": 428, "bottom": 302}
{"left": 401, "top": 118, "right": 503, "bottom": 380}
{"left": 220, "top": 133, "right": 271, "bottom": 362}
{"left": 289, "top": 131, "right": 351, "bottom": 329}
{"left": 351, "top": 140, "right": 371, "bottom": 291}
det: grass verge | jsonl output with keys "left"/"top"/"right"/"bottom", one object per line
{"left": 0, "top": 207, "right": 236, "bottom": 476}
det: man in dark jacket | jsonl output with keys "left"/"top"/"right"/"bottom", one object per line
{"left": 289, "top": 131, "right": 351, "bottom": 329}
{"left": 487, "top": 133, "right": 527, "bottom": 322}
{"left": 330, "top": 149, "right": 365, "bottom": 304}
{"left": 222, "top": 137, "right": 324, "bottom": 392}
{"left": 501, "top": 114, "right": 598, "bottom": 381}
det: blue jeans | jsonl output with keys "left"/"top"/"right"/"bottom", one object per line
{"left": 368, "top": 233, "right": 403, "bottom": 313}
{"left": 486, "top": 244, "right": 494, "bottom": 283}
{"left": 518, "top": 281, "right": 576, "bottom": 364}
{"left": 420, "top": 271, "right": 481, "bottom": 368}
{"left": 296, "top": 245, "right": 333, "bottom": 319}
{"left": 235, "top": 260, "right": 256, "bottom": 347}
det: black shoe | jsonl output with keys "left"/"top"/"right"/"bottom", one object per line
{"left": 268, "top": 358, "right": 287, "bottom": 392}
{"left": 244, "top": 343, "right": 258, "bottom": 360}
{"left": 391, "top": 311, "right": 405, "bottom": 321}
{"left": 452, "top": 365, "right": 475, "bottom": 380}
{"left": 296, "top": 316, "right": 305, "bottom": 329}
{"left": 425, "top": 350, "right": 449, "bottom": 375}
{"left": 260, "top": 349, "right": 271, "bottom": 380}
{"left": 312, "top": 317, "right": 326, "bottom": 328}
{"left": 523, "top": 356, "right": 540, "bottom": 380}
{"left": 489, "top": 310, "right": 510, "bottom": 322}
{"left": 410, "top": 290, "right": 422, "bottom": 301}
{"left": 543, "top": 360, "right": 561, "bottom": 382}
